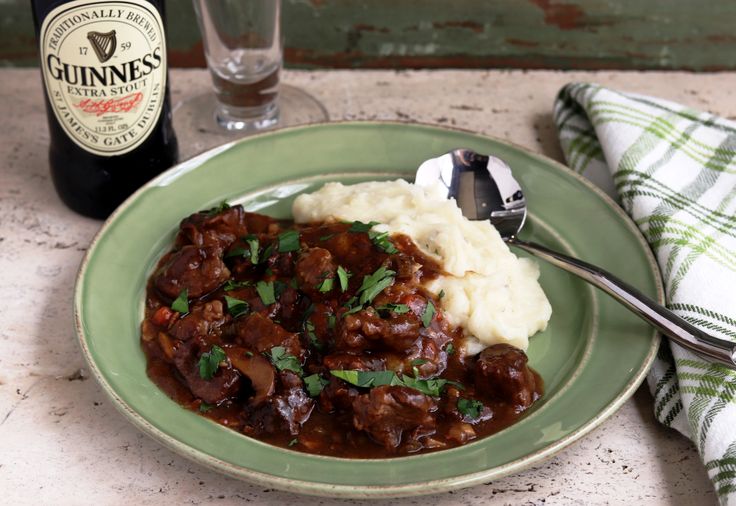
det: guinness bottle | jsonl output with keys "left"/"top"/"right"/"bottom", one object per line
{"left": 32, "top": 0, "right": 178, "bottom": 218}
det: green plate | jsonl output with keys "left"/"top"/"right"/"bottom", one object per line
{"left": 74, "top": 122, "right": 661, "bottom": 498}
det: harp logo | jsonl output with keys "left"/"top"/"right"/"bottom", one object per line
{"left": 39, "top": 0, "right": 166, "bottom": 156}
{"left": 87, "top": 30, "right": 117, "bottom": 63}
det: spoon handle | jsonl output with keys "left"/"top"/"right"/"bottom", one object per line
{"left": 508, "top": 237, "right": 736, "bottom": 369}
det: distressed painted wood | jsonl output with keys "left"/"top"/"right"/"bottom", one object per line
{"left": 4, "top": 0, "right": 736, "bottom": 70}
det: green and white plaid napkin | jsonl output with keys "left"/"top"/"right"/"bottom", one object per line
{"left": 554, "top": 82, "right": 736, "bottom": 504}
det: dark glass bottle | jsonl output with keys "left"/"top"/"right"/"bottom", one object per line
{"left": 32, "top": 0, "right": 178, "bottom": 218}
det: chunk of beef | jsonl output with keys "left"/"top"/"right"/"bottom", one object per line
{"left": 318, "top": 377, "right": 359, "bottom": 413}
{"left": 172, "top": 338, "right": 240, "bottom": 404}
{"left": 323, "top": 353, "right": 385, "bottom": 371}
{"left": 227, "top": 312, "right": 304, "bottom": 359}
{"left": 170, "top": 300, "right": 228, "bottom": 340}
{"left": 295, "top": 247, "right": 337, "bottom": 297}
{"left": 474, "top": 343, "right": 538, "bottom": 410}
{"left": 336, "top": 308, "right": 421, "bottom": 353}
{"left": 351, "top": 385, "right": 437, "bottom": 449}
{"left": 177, "top": 205, "right": 249, "bottom": 249}
{"left": 242, "top": 371, "right": 314, "bottom": 436}
{"left": 155, "top": 245, "right": 230, "bottom": 299}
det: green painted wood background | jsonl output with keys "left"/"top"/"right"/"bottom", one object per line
{"left": 4, "top": 0, "right": 736, "bottom": 70}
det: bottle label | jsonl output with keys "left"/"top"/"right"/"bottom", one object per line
{"left": 39, "top": 0, "right": 167, "bottom": 156}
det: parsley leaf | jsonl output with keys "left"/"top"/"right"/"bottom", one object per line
{"left": 457, "top": 398, "right": 484, "bottom": 420}
{"left": 401, "top": 376, "right": 456, "bottom": 397}
{"left": 205, "top": 201, "right": 230, "bottom": 216}
{"left": 261, "top": 242, "right": 274, "bottom": 261}
{"left": 244, "top": 235, "right": 260, "bottom": 264}
{"left": 198, "top": 345, "right": 226, "bottom": 380}
{"left": 266, "top": 346, "right": 303, "bottom": 376}
{"left": 438, "top": 289, "right": 445, "bottom": 299}
{"left": 446, "top": 343, "right": 455, "bottom": 356}
{"left": 199, "top": 402, "right": 213, "bottom": 413}
{"left": 368, "top": 230, "right": 399, "bottom": 254}
{"left": 303, "top": 374, "right": 330, "bottom": 397}
{"left": 330, "top": 369, "right": 460, "bottom": 397}
{"left": 225, "top": 247, "right": 247, "bottom": 259}
{"left": 421, "top": 300, "right": 436, "bottom": 328}
{"left": 336, "top": 265, "right": 351, "bottom": 292}
{"left": 319, "top": 234, "right": 335, "bottom": 242}
{"left": 348, "top": 220, "right": 379, "bottom": 233}
{"left": 256, "top": 280, "right": 276, "bottom": 305}
{"left": 288, "top": 438, "right": 299, "bottom": 447}
{"left": 327, "top": 314, "right": 336, "bottom": 330}
{"left": 375, "top": 303, "right": 410, "bottom": 315}
{"left": 304, "top": 320, "right": 323, "bottom": 351}
{"left": 224, "top": 295, "right": 249, "bottom": 318}
{"left": 316, "top": 277, "right": 334, "bottom": 293}
{"left": 357, "top": 266, "right": 396, "bottom": 306}
{"left": 222, "top": 279, "right": 252, "bottom": 291}
{"left": 171, "top": 289, "right": 189, "bottom": 314}
{"left": 278, "top": 230, "right": 300, "bottom": 253}
{"left": 330, "top": 370, "right": 402, "bottom": 388}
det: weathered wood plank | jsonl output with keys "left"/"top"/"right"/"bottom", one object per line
{"left": 4, "top": 0, "right": 736, "bottom": 70}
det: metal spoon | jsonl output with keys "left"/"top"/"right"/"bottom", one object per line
{"left": 415, "top": 148, "right": 736, "bottom": 369}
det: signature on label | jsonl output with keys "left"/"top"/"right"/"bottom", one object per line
{"left": 74, "top": 92, "right": 144, "bottom": 116}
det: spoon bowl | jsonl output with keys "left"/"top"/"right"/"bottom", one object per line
{"left": 416, "top": 148, "right": 736, "bottom": 369}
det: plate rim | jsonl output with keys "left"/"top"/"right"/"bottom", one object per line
{"left": 73, "top": 120, "right": 663, "bottom": 498}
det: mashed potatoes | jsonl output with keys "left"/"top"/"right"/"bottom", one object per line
{"left": 292, "top": 180, "right": 551, "bottom": 353}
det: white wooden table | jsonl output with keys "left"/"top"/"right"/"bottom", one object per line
{"left": 2, "top": 68, "right": 731, "bottom": 505}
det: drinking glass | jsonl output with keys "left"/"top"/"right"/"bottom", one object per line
{"left": 194, "top": 0, "right": 281, "bottom": 131}
{"left": 175, "top": 0, "right": 328, "bottom": 156}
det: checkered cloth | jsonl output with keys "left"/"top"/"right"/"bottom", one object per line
{"left": 554, "top": 83, "right": 736, "bottom": 504}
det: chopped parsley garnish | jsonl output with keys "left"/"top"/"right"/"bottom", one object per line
{"left": 336, "top": 265, "right": 351, "bottom": 292}
{"left": 330, "top": 369, "right": 461, "bottom": 397}
{"left": 319, "top": 234, "right": 335, "bottom": 242}
{"left": 223, "top": 295, "right": 249, "bottom": 318}
{"left": 171, "top": 289, "right": 189, "bottom": 314}
{"left": 357, "top": 266, "right": 396, "bottom": 306}
{"left": 228, "top": 236, "right": 261, "bottom": 263}
{"left": 347, "top": 220, "right": 398, "bottom": 254}
{"left": 244, "top": 235, "right": 260, "bottom": 264}
{"left": 205, "top": 200, "right": 230, "bottom": 216}
{"left": 302, "top": 303, "right": 315, "bottom": 322}
{"left": 375, "top": 303, "right": 410, "bottom": 315}
{"left": 222, "top": 279, "right": 252, "bottom": 291}
{"left": 340, "top": 266, "right": 397, "bottom": 317}
{"left": 273, "top": 280, "right": 288, "bottom": 299}
{"left": 348, "top": 220, "right": 379, "bottom": 233}
{"left": 199, "top": 402, "right": 213, "bottom": 413}
{"left": 288, "top": 438, "right": 299, "bottom": 447}
{"left": 316, "top": 277, "right": 334, "bottom": 293}
{"left": 266, "top": 346, "right": 303, "bottom": 376}
{"left": 261, "top": 242, "right": 274, "bottom": 262}
{"left": 457, "top": 398, "right": 484, "bottom": 420}
{"left": 327, "top": 314, "right": 336, "bottom": 330}
{"left": 304, "top": 374, "right": 330, "bottom": 397}
{"left": 438, "top": 289, "right": 445, "bottom": 299}
{"left": 330, "top": 370, "right": 402, "bottom": 388}
{"left": 304, "top": 320, "right": 323, "bottom": 351}
{"left": 402, "top": 375, "right": 459, "bottom": 397}
{"left": 198, "top": 345, "right": 226, "bottom": 380}
{"left": 446, "top": 343, "right": 455, "bottom": 356}
{"left": 256, "top": 280, "right": 276, "bottom": 305}
{"left": 277, "top": 230, "right": 300, "bottom": 253}
{"left": 421, "top": 300, "right": 436, "bottom": 328}
{"left": 225, "top": 247, "right": 247, "bottom": 259}
{"left": 368, "top": 230, "right": 399, "bottom": 254}
{"left": 411, "top": 358, "right": 429, "bottom": 366}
